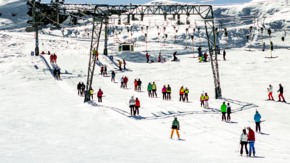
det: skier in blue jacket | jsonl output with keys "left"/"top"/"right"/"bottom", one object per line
{"left": 254, "top": 110, "right": 262, "bottom": 133}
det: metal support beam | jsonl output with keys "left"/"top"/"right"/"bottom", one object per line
{"left": 84, "top": 17, "right": 103, "bottom": 103}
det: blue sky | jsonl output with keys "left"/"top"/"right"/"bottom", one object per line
{"left": 44, "top": 0, "right": 252, "bottom": 5}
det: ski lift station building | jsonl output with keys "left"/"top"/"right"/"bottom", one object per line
{"left": 118, "top": 42, "right": 134, "bottom": 52}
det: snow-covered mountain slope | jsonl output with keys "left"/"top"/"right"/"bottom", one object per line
{"left": 1, "top": 0, "right": 290, "bottom": 162}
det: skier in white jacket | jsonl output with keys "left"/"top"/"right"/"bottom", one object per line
{"left": 129, "top": 96, "right": 136, "bottom": 116}
{"left": 240, "top": 129, "right": 249, "bottom": 156}
{"left": 267, "top": 84, "right": 274, "bottom": 100}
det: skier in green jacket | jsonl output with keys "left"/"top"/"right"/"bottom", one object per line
{"left": 171, "top": 117, "right": 180, "bottom": 139}
{"left": 221, "top": 102, "right": 227, "bottom": 121}
{"left": 147, "top": 83, "right": 152, "bottom": 97}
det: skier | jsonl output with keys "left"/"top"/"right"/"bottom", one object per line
{"left": 135, "top": 97, "right": 140, "bottom": 116}
{"left": 223, "top": 50, "right": 226, "bottom": 61}
{"left": 90, "top": 88, "right": 94, "bottom": 101}
{"left": 184, "top": 87, "right": 189, "bottom": 102}
{"left": 147, "top": 83, "right": 152, "bottom": 97}
{"left": 204, "top": 93, "right": 209, "bottom": 108}
{"left": 53, "top": 68, "right": 57, "bottom": 79}
{"left": 53, "top": 54, "right": 57, "bottom": 64}
{"left": 221, "top": 102, "right": 227, "bottom": 121}
{"left": 104, "top": 65, "right": 107, "bottom": 76}
{"left": 203, "top": 52, "right": 208, "bottom": 62}
{"left": 118, "top": 60, "right": 122, "bottom": 70}
{"left": 152, "top": 82, "right": 157, "bottom": 97}
{"left": 146, "top": 53, "right": 149, "bottom": 63}
{"left": 100, "top": 66, "right": 104, "bottom": 76}
{"left": 270, "top": 41, "right": 274, "bottom": 51}
{"left": 162, "top": 85, "right": 167, "bottom": 100}
{"left": 247, "top": 127, "right": 256, "bottom": 157}
{"left": 170, "top": 117, "right": 180, "bottom": 139}
{"left": 158, "top": 52, "right": 162, "bottom": 62}
{"left": 262, "top": 42, "right": 265, "bottom": 51}
{"left": 134, "top": 79, "right": 138, "bottom": 91}
{"left": 198, "top": 51, "right": 203, "bottom": 62}
{"left": 240, "top": 129, "right": 249, "bottom": 157}
{"left": 111, "top": 71, "right": 115, "bottom": 82}
{"left": 200, "top": 94, "right": 205, "bottom": 107}
{"left": 56, "top": 68, "right": 60, "bottom": 79}
{"left": 50, "top": 54, "right": 54, "bottom": 64}
{"left": 254, "top": 110, "right": 262, "bottom": 133}
{"left": 267, "top": 84, "right": 274, "bottom": 100}
{"left": 97, "top": 89, "right": 103, "bottom": 103}
{"left": 217, "top": 45, "right": 221, "bottom": 54}
{"left": 277, "top": 84, "right": 286, "bottom": 102}
{"left": 137, "top": 79, "right": 142, "bottom": 92}
{"left": 77, "top": 82, "right": 82, "bottom": 95}
{"left": 173, "top": 51, "right": 178, "bottom": 61}
{"left": 166, "top": 85, "right": 171, "bottom": 100}
{"left": 123, "top": 59, "right": 126, "bottom": 69}
{"left": 227, "top": 103, "right": 231, "bottom": 122}
{"left": 124, "top": 76, "right": 128, "bottom": 89}
{"left": 120, "top": 77, "right": 124, "bottom": 88}
{"left": 129, "top": 96, "right": 136, "bottom": 116}
{"left": 81, "top": 82, "right": 85, "bottom": 96}
{"left": 179, "top": 86, "right": 184, "bottom": 102}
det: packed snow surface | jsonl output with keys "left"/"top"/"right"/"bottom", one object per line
{"left": 1, "top": 0, "right": 290, "bottom": 162}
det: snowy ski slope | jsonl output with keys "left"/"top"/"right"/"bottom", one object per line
{"left": 1, "top": 0, "right": 290, "bottom": 162}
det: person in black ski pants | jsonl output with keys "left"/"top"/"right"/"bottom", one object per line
{"left": 111, "top": 71, "right": 115, "bottom": 82}
{"left": 227, "top": 103, "right": 231, "bottom": 121}
{"left": 137, "top": 79, "right": 142, "bottom": 92}
{"left": 240, "top": 129, "right": 249, "bottom": 156}
{"left": 53, "top": 68, "right": 57, "bottom": 79}
{"left": 81, "top": 82, "right": 85, "bottom": 96}
{"left": 77, "top": 82, "right": 82, "bottom": 95}
{"left": 173, "top": 51, "right": 178, "bottom": 61}
{"left": 56, "top": 68, "right": 61, "bottom": 79}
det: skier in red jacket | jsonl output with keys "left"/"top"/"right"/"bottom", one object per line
{"left": 146, "top": 53, "right": 149, "bottom": 63}
{"left": 134, "top": 79, "right": 138, "bottom": 91}
{"left": 135, "top": 98, "right": 140, "bottom": 116}
{"left": 97, "top": 89, "right": 103, "bottom": 103}
{"left": 53, "top": 54, "right": 57, "bottom": 63}
{"left": 124, "top": 76, "right": 128, "bottom": 88}
{"left": 247, "top": 127, "right": 256, "bottom": 157}
{"left": 50, "top": 54, "right": 54, "bottom": 63}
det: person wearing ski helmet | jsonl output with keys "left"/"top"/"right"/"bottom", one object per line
{"left": 277, "top": 84, "right": 286, "bottom": 102}
{"left": 97, "top": 89, "right": 103, "bottom": 103}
